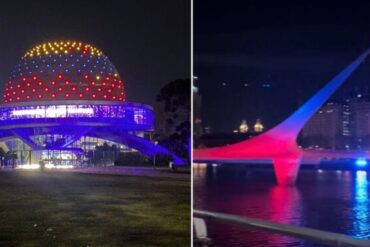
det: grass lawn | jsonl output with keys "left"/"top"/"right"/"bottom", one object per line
{"left": 0, "top": 171, "right": 190, "bottom": 246}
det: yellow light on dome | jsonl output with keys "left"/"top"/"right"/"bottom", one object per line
{"left": 96, "top": 75, "right": 101, "bottom": 80}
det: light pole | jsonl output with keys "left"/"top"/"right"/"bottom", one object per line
{"left": 153, "top": 141, "right": 158, "bottom": 169}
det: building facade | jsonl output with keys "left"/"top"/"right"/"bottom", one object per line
{"left": 301, "top": 94, "right": 370, "bottom": 150}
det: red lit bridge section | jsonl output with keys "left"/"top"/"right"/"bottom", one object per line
{"left": 194, "top": 49, "right": 370, "bottom": 185}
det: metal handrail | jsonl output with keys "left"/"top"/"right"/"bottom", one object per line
{"left": 194, "top": 209, "right": 370, "bottom": 247}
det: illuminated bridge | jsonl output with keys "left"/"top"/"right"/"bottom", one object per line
{"left": 194, "top": 49, "right": 370, "bottom": 185}
{"left": 0, "top": 41, "right": 183, "bottom": 168}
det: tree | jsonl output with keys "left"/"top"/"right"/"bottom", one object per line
{"left": 0, "top": 147, "right": 5, "bottom": 166}
{"left": 156, "top": 79, "right": 190, "bottom": 163}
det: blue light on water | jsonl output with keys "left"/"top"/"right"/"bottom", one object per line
{"left": 353, "top": 171, "right": 369, "bottom": 238}
{"left": 355, "top": 158, "right": 368, "bottom": 168}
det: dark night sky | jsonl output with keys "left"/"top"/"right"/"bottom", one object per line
{"left": 195, "top": 0, "right": 370, "bottom": 133}
{"left": 0, "top": 0, "right": 190, "bottom": 105}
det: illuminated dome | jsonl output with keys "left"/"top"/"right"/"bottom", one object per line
{"left": 0, "top": 40, "right": 184, "bottom": 169}
{"left": 4, "top": 41, "right": 125, "bottom": 103}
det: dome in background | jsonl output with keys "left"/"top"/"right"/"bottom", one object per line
{"left": 3, "top": 41, "right": 125, "bottom": 103}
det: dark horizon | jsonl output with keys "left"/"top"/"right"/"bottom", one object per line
{"left": 195, "top": 0, "right": 370, "bottom": 133}
{"left": 0, "top": 0, "right": 190, "bottom": 105}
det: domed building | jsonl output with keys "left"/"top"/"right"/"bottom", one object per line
{"left": 0, "top": 41, "right": 183, "bottom": 168}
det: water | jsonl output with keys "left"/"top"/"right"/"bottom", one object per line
{"left": 193, "top": 164, "right": 370, "bottom": 246}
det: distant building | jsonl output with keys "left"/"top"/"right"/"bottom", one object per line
{"left": 239, "top": 120, "right": 249, "bottom": 133}
{"left": 203, "top": 126, "right": 212, "bottom": 135}
{"left": 301, "top": 101, "right": 345, "bottom": 149}
{"left": 301, "top": 92, "right": 370, "bottom": 149}
{"left": 193, "top": 76, "right": 203, "bottom": 138}
{"left": 348, "top": 94, "right": 370, "bottom": 148}
{"left": 254, "top": 119, "right": 264, "bottom": 133}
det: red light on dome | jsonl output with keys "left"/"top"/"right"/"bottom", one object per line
{"left": 5, "top": 42, "right": 127, "bottom": 104}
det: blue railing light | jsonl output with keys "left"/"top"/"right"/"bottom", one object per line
{"left": 355, "top": 158, "right": 368, "bottom": 168}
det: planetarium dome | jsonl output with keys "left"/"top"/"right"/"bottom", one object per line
{"left": 0, "top": 40, "right": 184, "bottom": 168}
{"left": 4, "top": 41, "right": 125, "bottom": 103}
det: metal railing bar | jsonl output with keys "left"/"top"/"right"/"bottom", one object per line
{"left": 194, "top": 209, "right": 370, "bottom": 247}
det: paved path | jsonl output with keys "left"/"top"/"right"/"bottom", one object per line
{"left": 0, "top": 166, "right": 190, "bottom": 180}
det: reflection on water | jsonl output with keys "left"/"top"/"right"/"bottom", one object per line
{"left": 193, "top": 164, "right": 370, "bottom": 246}
{"left": 353, "top": 171, "right": 370, "bottom": 238}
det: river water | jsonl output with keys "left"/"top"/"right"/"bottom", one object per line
{"left": 193, "top": 164, "right": 370, "bottom": 246}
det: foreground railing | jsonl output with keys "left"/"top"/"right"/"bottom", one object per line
{"left": 194, "top": 209, "right": 370, "bottom": 247}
